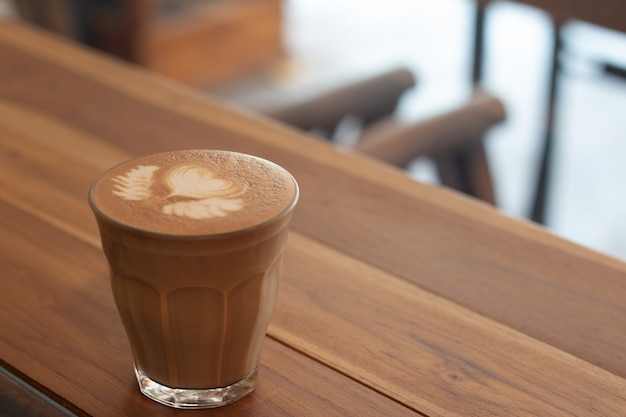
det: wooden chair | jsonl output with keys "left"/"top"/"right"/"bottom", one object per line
{"left": 265, "top": 67, "right": 506, "bottom": 204}
{"left": 266, "top": 68, "right": 417, "bottom": 136}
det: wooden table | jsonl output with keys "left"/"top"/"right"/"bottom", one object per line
{"left": 1, "top": 20, "right": 626, "bottom": 416}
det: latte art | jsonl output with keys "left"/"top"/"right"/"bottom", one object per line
{"left": 162, "top": 198, "right": 243, "bottom": 219}
{"left": 91, "top": 150, "right": 298, "bottom": 235}
{"left": 111, "top": 162, "right": 247, "bottom": 219}
{"left": 165, "top": 164, "right": 246, "bottom": 199}
{"left": 112, "top": 165, "right": 159, "bottom": 201}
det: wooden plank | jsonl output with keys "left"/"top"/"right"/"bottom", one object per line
{"left": 2, "top": 187, "right": 626, "bottom": 416}
{"left": 0, "top": 200, "right": 418, "bottom": 417}
{"left": 0, "top": 99, "right": 127, "bottom": 244}
{"left": 0, "top": 27, "right": 625, "bottom": 384}
{"left": 0, "top": 98, "right": 624, "bottom": 415}
{"left": 274, "top": 233, "right": 626, "bottom": 416}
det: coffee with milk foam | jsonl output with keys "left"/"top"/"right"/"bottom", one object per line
{"left": 89, "top": 150, "right": 298, "bottom": 395}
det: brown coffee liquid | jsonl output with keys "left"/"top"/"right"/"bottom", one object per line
{"left": 89, "top": 150, "right": 298, "bottom": 389}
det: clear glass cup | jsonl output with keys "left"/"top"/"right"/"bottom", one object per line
{"left": 88, "top": 150, "right": 298, "bottom": 408}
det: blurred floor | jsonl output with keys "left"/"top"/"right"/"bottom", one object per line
{"left": 2, "top": 0, "right": 626, "bottom": 261}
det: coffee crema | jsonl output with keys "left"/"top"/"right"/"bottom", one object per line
{"left": 90, "top": 150, "right": 298, "bottom": 236}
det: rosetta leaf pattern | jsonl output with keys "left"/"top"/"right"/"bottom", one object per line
{"left": 165, "top": 164, "right": 237, "bottom": 199}
{"left": 162, "top": 198, "right": 243, "bottom": 219}
{"left": 112, "top": 165, "right": 159, "bottom": 201}
{"left": 110, "top": 163, "right": 246, "bottom": 219}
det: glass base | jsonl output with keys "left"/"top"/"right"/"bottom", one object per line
{"left": 135, "top": 368, "right": 257, "bottom": 409}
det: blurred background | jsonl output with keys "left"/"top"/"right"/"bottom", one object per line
{"left": 2, "top": 0, "right": 626, "bottom": 261}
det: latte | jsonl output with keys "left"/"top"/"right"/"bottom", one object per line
{"left": 89, "top": 150, "right": 298, "bottom": 408}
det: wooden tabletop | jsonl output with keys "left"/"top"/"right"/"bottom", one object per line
{"left": 1, "top": 20, "right": 626, "bottom": 417}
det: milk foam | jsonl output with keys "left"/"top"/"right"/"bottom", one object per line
{"left": 90, "top": 150, "right": 298, "bottom": 235}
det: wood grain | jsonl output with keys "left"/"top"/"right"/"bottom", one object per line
{"left": 2, "top": 20, "right": 626, "bottom": 417}
{"left": 1, "top": 23, "right": 625, "bottom": 382}
{"left": 0, "top": 199, "right": 418, "bottom": 417}
{"left": 275, "top": 233, "right": 626, "bottom": 416}
{"left": 0, "top": 92, "right": 625, "bottom": 416}
{"left": 2, "top": 140, "right": 626, "bottom": 415}
{"left": 1, "top": 146, "right": 626, "bottom": 416}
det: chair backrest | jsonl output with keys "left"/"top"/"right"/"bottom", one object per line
{"left": 263, "top": 67, "right": 506, "bottom": 204}
{"left": 264, "top": 67, "right": 416, "bottom": 137}
{"left": 356, "top": 89, "right": 505, "bottom": 166}
{"left": 355, "top": 89, "right": 506, "bottom": 204}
